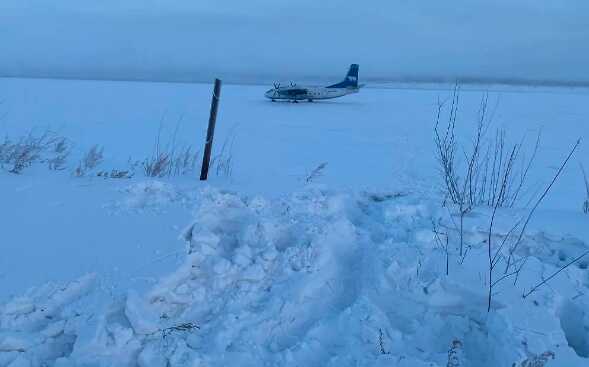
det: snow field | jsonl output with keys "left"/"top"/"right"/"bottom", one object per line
{"left": 1, "top": 78, "right": 589, "bottom": 366}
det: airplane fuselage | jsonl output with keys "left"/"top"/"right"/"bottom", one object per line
{"left": 264, "top": 86, "right": 359, "bottom": 102}
{"left": 264, "top": 64, "right": 361, "bottom": 102}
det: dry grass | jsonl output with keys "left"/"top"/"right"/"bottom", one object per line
{"left": 305, "top": 162, "right": 328, "bottom": 184}
{"left": 143, "top": 146, "right": 199, "bottom": 178}
{"left": 74, "top": 145, "right": 104, "bottom": 177}
{"left": 0, "top": 126, "right": 233, "bottom": 180}
{"left": 0, "top": 130, "right": 70, "bottom": 174}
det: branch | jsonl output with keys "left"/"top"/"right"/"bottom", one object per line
{"left": 509, "top": 139, "right": 581, "bottom": 257}
{"left": 523, "top": 249, "right": 589, "bottom": 298}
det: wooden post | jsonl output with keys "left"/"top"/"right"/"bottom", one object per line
{"left": 200, "top": 78, "right": 222, "bottom": 181}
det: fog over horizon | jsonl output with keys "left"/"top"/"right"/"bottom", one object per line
{"left": 2, "top": 1, "right": 589, "bottom": 85}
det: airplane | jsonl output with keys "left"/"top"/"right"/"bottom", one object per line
{"left": 264, "top": 64, "right": 363, "bottom": 102}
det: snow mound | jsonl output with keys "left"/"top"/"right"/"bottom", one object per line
{"left": 1, "top": 188, "right": 588, "bottom": 366}
{"left": 106, "top": 181, "right": 192, "bottom": 213}
{"left": 0, "top": 274, "right": 96, "bottom": 363}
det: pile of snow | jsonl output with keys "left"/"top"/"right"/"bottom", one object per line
{"left": 2, "top": 187, "right": 588, "bottom": 366}
{"left": 106, "top": 181, "right": 194, "bottom": 214}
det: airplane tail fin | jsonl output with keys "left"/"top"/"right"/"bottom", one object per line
{"left": 327, "top": 64, "right": 359, "bottom": 88}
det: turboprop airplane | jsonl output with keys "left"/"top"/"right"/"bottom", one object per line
{"left": 264, "top": 64, "right": 363, "bottom": 102}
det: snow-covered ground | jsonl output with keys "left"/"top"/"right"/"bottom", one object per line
{"left": 1, "top": 77, "right": 589, "bottom": 366}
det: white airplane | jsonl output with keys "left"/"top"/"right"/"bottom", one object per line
{"left": 264, "top": 64, "right": 363, "bottom": 102}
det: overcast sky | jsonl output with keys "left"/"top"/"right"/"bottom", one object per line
{"left": 1, "top": 1, "right": 588, "bottom": 84}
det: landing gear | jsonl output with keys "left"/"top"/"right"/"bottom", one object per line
{"left": 308, "top": 99, "right": 314, "bottom": 102}
{"left": 271, "top": 99, "right": 276, "bottom": 102}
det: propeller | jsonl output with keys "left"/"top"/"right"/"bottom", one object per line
{"left": 273, "top": 82, "right": 281, "bottom": 89}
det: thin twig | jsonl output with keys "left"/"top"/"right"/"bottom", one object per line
{"left": 523, "top": 249, "right": 589, "bottom": 298}
{"left": 507, "top": 139, "right": 581, "bottom": 263}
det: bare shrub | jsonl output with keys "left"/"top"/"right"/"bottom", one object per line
{"left": 435, "top": 87, "right": 540, "bottom": 210}
{"left": 434, "top": 86, "right": 539, "bottom": 256}
{"left": 433, "top": 88, "right": 583, "bottom": 311}
{"left": 486, "top": 139, "right": 580, "bottom": 311}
